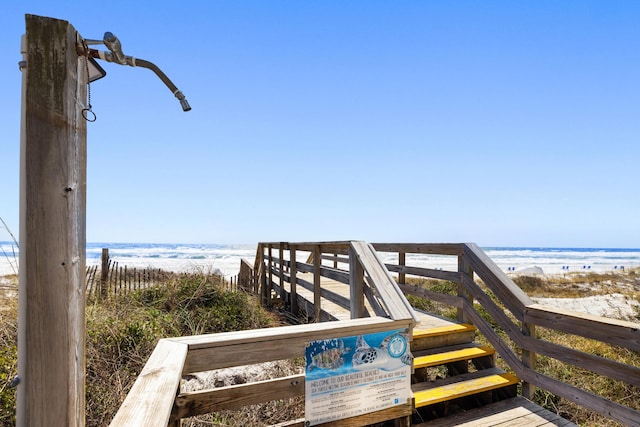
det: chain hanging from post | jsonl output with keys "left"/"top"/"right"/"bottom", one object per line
{"left": 81, "top": 45, "right": 97, "bottom": 122}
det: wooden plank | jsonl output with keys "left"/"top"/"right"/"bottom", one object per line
{"left": 412, "top": 323, "right": 476, "bottom": 339}
{"left": 177, "top": 318, "right": 413, "bottom": 374}
{"left": 372, "top": 243, "right": 465, "bottom": 256}
{"left": 525, "top": 304, "right": 640, "bottom": 352}
{"left": 522, "top": 335, "right": 640, "bottom": 388}
{"left": 413, "top": 370, "right": 519, "bottom": 407}
{"left": 19, "top": 15, "right": 88, "bottom": 427}
{"left": 172, "top": 374, "right": 304, "bottom": 419}
{"left": 413, "top": 346, "right": 495, "bottom": 369}
{"left": 350, "top": 241, "right": 417, "bottom": 322}
{"left": 399, "top": 283, "right": 464, "bottom": 308}
{"left": 110, "top": 339, "right": 188, "bottom": 426}
{"left": 386, "top": 263, "right": 462, "bottom": 283}
{"left": 419, "top": 396, "right": 577, "bottom": 427}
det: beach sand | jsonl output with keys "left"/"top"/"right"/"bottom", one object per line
{"left": 533, "top": 293, "right": 640, "bottom": 321}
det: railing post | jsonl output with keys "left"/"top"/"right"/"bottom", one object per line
{"left": 349, "top": 244, "right": 365, "bottom": 319}
{"left": 457, "top": 255, "right": 474, "bottom": 323}
{"left": 398, "top": 251, "right": 406, "bottom": 285}
{"left": 266, "top": 245, "right": 273, "bottom": 306}
{"left": 258, "top": 245, "right": 266, "bottom": 305}
{"left": 521, "top": 322, "right": 536, "bottom": 400}
{"left": 278, "top": 243, "right": 285, "bottom": 302}
{"left": 290, "top": 245, "right": 298, "bottom": 315}
{"left": 313, "top": 245, "right": 322, "bottom": 321}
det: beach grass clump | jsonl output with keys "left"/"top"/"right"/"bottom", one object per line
{"left": 85, "top": 272, "right": 277, "bottom": 426}
{"left": 0, "top": 282, "right": 17, "bottom": 427}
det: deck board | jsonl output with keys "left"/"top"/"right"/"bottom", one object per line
{"left": 416, "top": 396, "right": 578, "bottom": 426}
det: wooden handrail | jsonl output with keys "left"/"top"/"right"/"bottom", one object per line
{"left": 109, "top": 339, "right": 188, "bottom": 426}
{"left": 373, "top": 242, "right": 640, "bottom": 426}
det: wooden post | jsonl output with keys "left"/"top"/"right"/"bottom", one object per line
{"left": 457, "top": 255, "right": 474, "bottom": 324}
{"left": 278, "top": 244, "right": 285, "bottom": 301}
{"left": 266, "top": 245, "right": 273, "bottom": 306}
{"left": 521, "top": 322, "right": 536, "bottom": 399}
{"left": 349, "top": 245, "right": 365, "bottom": 319}
{"left": 313, "top": 245, "right": 322, "bottom": 321}
{"left": 18, "top": 15, "right": 87, "bottom": 427}
{"left": 398, "top": 252, "right": 406, "bottom": 285}
{"left": 290, "top": 246, "right": 298, "bottom": 315}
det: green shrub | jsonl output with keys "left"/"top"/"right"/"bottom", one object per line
{"left": 0, "top": 302, "right": 17, "bottom": 427}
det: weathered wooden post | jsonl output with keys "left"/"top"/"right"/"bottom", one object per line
{"left": 18, "top": 15, "right": 87, "bottom": 426}
{"left": 313, "top": 245, "right": 322, "bottom": 321}
{"left": 457, "top": 255, "right": 474, "bottom": 324}
{"left": 398, "top": 251, "right": 406, "bottom": 285}
{"left": 349, "top": 244, "right": 365, "bottom": 319}
{"left": 290, "top": 245, "right": 298, "bottom": 315}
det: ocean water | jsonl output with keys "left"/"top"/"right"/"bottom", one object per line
{"left": 1, "top": 242, "right": 639, "bottom": 278}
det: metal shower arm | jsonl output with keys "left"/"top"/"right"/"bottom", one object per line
{"left": 86, "top": 32, "right": 191, "bottom": 112}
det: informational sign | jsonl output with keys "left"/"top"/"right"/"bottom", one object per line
{"left": 304, "top": 329, "right": 412, "bottom": 426}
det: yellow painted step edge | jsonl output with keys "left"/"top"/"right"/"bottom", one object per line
{"left": 412, "top": 323, "right": 476, "bottom": 339}
{"left": 414, "top": 346, "right": 495, "bottom": 369}
{"left": 413, "top": 373, "right": 519, "bottom": 408}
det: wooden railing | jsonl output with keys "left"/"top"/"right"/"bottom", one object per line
{"left": 251, "top": 241, "right": 418, "bottom": 323}
{"left": 111, "top": 240, "right": 417, "bottom": 426}
{"left": 373, "top": 242, "right": 640, "bottom": 427}
{"left": 111, "top": 241, "right": 640, "bottom": 426}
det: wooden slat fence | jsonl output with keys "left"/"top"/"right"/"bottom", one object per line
{"left": 85, "top": 248, "right": 239, "bottom": 299}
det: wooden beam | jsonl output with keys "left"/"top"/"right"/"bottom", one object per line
{"left": 176, "top": 318, "right": 412, "bottom": 374}
{"left": 172, "top": 374, "right": 304, "bottom": 419}
{"left": 18, "top": 15, "right": 87, "bottom": 427}
{"left": 524, "top": 304, "right": 640, "bottom": 352}
{"left": 110, "top": 339, "right": 188, "bottom": 426}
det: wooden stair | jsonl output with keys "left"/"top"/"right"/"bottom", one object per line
{"left": 410, "top": 324, "right": 519, "bottom": 422}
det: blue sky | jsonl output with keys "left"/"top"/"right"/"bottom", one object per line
{"left": 0, "top": 1, "right": 639, "bottom": 247}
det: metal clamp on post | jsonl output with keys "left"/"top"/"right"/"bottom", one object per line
{"left": 83, "top": 32, "right": 191, "bottom": 112}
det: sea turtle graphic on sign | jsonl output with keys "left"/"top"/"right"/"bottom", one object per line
{"left": 351, "top": 332, "right": 412, "bottom": 371}
{"left": 307, "top": 339, "right": 351, "bottom": 371}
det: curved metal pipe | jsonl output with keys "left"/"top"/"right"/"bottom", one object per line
{"left": 87, "top": 32, "right": 191, "bottom": 112}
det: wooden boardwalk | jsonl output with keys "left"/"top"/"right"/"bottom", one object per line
{"left": 293, "top": 271, "right": 457, "bottom": 329}
{"left": 286, "top": 272, "right": 578, "bottom": 427}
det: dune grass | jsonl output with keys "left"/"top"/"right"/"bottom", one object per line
{"left": 0, "top": 272, "right": 289, "bottom": 427}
